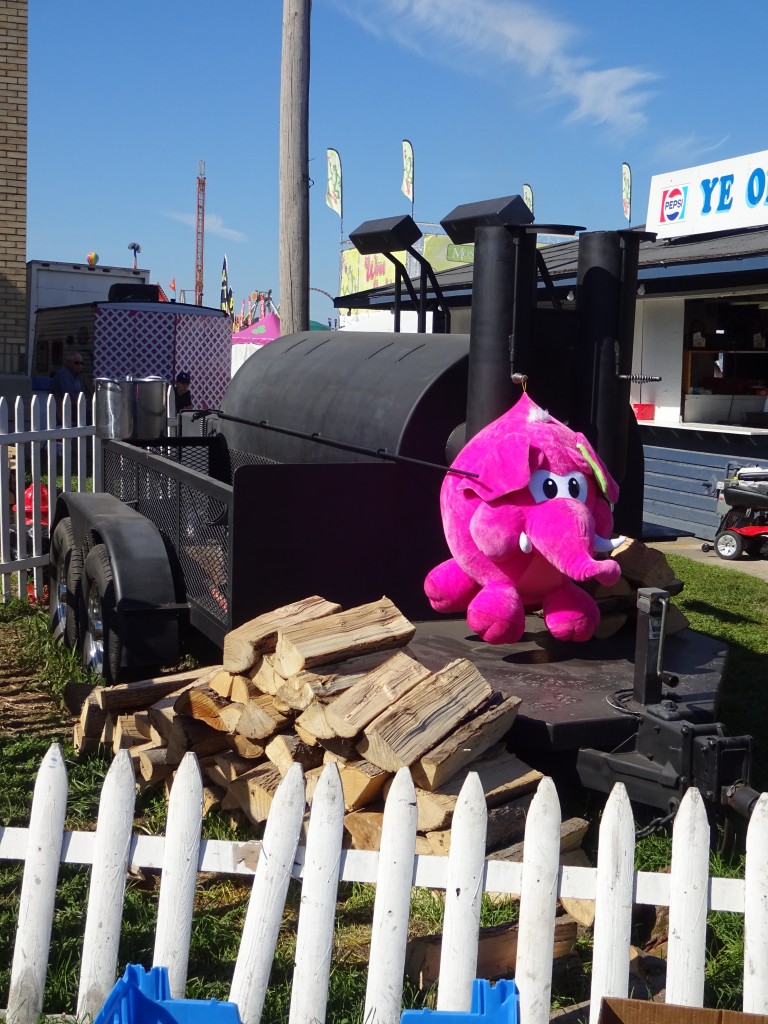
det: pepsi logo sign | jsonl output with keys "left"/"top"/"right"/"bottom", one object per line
{"left": 660, "top": 185, "right": 688, "bottom": 223}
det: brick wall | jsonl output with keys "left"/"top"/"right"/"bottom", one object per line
{"left": 0, "top": 1, "right": 27, "bottom": 379}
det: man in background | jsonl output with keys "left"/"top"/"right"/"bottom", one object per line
{"left": 173, "top": 371, "right": 193, "bottom": 411}
{"left": 51, "top": 351, "right": 85, "bottom": 423}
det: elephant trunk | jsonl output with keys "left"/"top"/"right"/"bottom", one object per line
{"left": 524, "top": 500, "right": 620, "bottom": 584}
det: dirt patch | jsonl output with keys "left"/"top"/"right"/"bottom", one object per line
{"left": 0, "top": 618, "right": 72, "bottom": 739}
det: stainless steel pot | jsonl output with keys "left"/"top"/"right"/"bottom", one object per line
{"left": 94, "top": 376, "right": 168, "bottom": 440}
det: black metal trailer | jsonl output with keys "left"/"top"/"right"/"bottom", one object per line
{"left": 47, "top": 198, "right": 758, "bottom": 825}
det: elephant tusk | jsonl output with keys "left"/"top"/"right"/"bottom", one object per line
{"left": 519, "top": 531, "right": 532, "bottom": 554}
{"left": 594, "top": 534, "right": 626, "bottom": 554}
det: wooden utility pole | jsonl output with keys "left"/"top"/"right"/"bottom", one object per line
{"left": 279, "top": 0, "right": 310, "bottom": 335}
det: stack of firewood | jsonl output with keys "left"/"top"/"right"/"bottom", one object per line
{"left": 74, "top": 596, "right": 548, "bottom": 854}
{"left": 73, "top": 542, "right": 683, "bottom": 852}
{"left": 582, "top": 537, "right": 689, "bottom": 638}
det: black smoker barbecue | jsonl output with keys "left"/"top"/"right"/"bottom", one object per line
{"left": 48, "top": 196, "right": 757, "bottom": 825}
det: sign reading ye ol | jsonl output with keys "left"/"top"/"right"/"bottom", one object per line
{"left": 646, "top": 149, "right": 768, "bottom": 239}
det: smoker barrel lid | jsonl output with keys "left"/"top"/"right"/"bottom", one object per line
{"left": 221, "top": 330, "right": 470, "bottom": 465}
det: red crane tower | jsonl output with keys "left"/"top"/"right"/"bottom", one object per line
{"left": 194, "top": 160, "right": 206, "bottom": 306}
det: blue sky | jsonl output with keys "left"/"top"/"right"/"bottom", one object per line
{"left": 27, "top": 1, "right": 768, "bottom": 323}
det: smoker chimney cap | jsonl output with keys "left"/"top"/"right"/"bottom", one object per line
{"left": 441, "top": 195, "right": 535, "bottom": 244}
{"left": 349, "top": 215, "right": 422, "bottom": 255}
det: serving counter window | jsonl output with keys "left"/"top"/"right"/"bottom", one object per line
{"left": 682, "top": 298, "right": 768, "bottom": 425}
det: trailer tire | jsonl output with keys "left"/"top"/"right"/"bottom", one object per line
{"left": 714, "top": 530, "right": 744, "bottom": 561}
{"left": 48, "top": 517, "right": 83, "bottom": 648}
{"left": 81, "top": 543, "right": 123, "bottom": 685}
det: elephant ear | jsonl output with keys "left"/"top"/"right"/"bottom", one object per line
{"left": 575, "top": 438, "right": 620, "bottom": 504}
{"left": 464, "top": 433, "right": 531, "bottom": 501}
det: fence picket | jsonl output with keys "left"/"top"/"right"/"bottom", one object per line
{"left": 437, "top": 771, "right": 487, "bottom": 1011}
{"left": 230, "top": 763, "right": 306, "bottom": 1024}
{"left": 364, "top": 767, "right": 418, "bottom": 1024}
{"left": 77, "top": 749, "right": 137, "bottom": 1020}
{"left": 153, "top": 752, "right": 204, "bottom": 997}
{"left": 13, "top": 397, "right": 27, "bottom": 597}
{"left": 516, "top": 776, "right": 562, "bottom": 1024}
{"left": 289, "top": 762, "right": 345, "bottom": 1024}
{"left": 7, "top": 743, "right": 69, "bottom": 1024}
{"left": 0, "top": 398, "right": 10, "bottom": 601}
{"left": 666, "top": 787, "right": 710, "bottom": 1006}
{"left": 743, "top": 792, "right": 768, "bottom": 1012}
{"left": 589, "top": 783, "right": 635, "bottom": 1024}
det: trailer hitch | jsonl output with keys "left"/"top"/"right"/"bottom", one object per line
{"left": 577, "top": 587, "right": 759, "bottom": 825}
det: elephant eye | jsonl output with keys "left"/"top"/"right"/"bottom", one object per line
{"left": 529, "top": 470, "right": 589, "bottom": 504}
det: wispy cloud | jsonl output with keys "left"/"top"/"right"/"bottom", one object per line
{"left": 162, "top": 211, "right": 247, "bottom": 243}
{"left": 335, "top": 0, "right": 657, "bottom": 136}
{"left": 650, "top": 133, "right": 731, "bottom": 169}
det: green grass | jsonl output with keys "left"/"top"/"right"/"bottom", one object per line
{"left": 665, "top": 554, "right": 768, "bottom": 788}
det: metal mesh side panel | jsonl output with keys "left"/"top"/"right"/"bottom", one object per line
{"left": 103, "top": 446, "right": 231, "bottom": 627}
{"left": 229, "top": 448, "right": 279, "bottom": 472}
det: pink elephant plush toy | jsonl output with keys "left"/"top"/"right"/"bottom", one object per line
{"left": 425, "top": 392, "right": 624, "bottom": 645}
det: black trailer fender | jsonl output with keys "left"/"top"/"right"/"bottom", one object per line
{"left": 52, "top": 492, "right": 181, "bottom": 668}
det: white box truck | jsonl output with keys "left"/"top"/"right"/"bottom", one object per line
{"left": 26, "top": 259, "right": 151, "bottom": 375}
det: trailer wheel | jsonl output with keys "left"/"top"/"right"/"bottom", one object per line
{"left": 81, "top": 544, "right": 123, "bottom": 685}
{"left": 48, "top": 517, "right": 83, "bottom": 647}
{"left": 714, "top": 530, "right": 744, "bottom": 561}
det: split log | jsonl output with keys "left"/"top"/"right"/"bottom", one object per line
{"left": 203, "top": 760, "right": 231, "bottom": 791}
{"left": 213, "top": 750, "right": 261, "bottom": 783}
{"left": 250, "top": 656, "right": 284, "bottom": 695}
{"left": 174, "top": 686, "right": 244, "bottom": 733}
{"left": 405, "top": 914, "right": 578, "bottom": 988}
{"left": 78, "top": 691, "right": 108, "bottom": 739}
{"left": 323, "top": 651, "right": 432, "bottom": 738}
{"left": 112, "top": 715, "right": 147, "bottom": 753}
{"left": 230, "top": 673, "right": 260, "bottom": 704}
{"left": 126, "top": 740, "right": 156, "bottom": 775}
{"left": 265, "top": 733, "right": 324, "bottom": 776}
{"left": 229, "top": 762, "right": 286, "bottom": 824}
{"left": 425, "top": 792, "right": 534, "bottom": 855}
{"left": 357, "top": 659, "right": 493, "bottom": 773}
{"left": 338, "top": 759, "right": 389, "bottom": 812}
{"left": 294, "top": 701, "right": 335, "bottom": 741}
{"left": 139, "top": 746, "right": 176, "bottom": 785}
{"left": 95, "top": 665, "right": 221, "bottom": 713}
{"left": 209, "top": 670, "right": 235, "bottom": 699}
{"left": 73, "top": 721, "right": 101, "bottom": 756}
{"left": 133, "top": 710, "right": 153, "bottom": 740}
{"left": 223, "top": 596, "right": 342, "bottom": 674}
{"left": 412, "top": 749, "right": 542, "bottom": 832}
{"left": 488, "top": 816, "right": 589, "bottom": 863}
{"left": 166, "top": 716, "right": 231, "bottom": 765}
{"left": 411, "top": 693, "right": 521, "bottom": 792}
{"left": 237, "top": 694, "right": 292, "bottom": 741}
{"left": 611, "top": 538, "right": 681, "bottom": 590}
{"left": 272, "top": 597, "right": 415, "bottom": 677}
{"left": 343, "top": 804, "right": 432, "bottom": 853}
{"left": 202, "top": 784, "right": 225, "bottom": 815}
{"left": 558, "top": 848, "right": 596, "bottom": 927}
{"left": 228, "top": 733, "right": 267, "bottom": 759}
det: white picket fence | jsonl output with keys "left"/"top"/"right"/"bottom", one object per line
{"left": 0, "top": 393, "right": 100, "bottom": 602}
{"left": 0, "top": 389, "right": 192, "bottom": 602}
{"left": 2, "top": 746, "right": 768, "bottom": 1024}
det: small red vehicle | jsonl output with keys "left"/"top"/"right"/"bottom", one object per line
{"left": 703, "top": 466, "right": 768, "bottom": 560}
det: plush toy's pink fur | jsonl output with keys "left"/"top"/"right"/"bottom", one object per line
{"left": 425, "top": 393, "right": 622, "bottom": 644}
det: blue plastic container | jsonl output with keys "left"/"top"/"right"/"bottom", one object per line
{"left": 401, "top": 979, "right": 519, "bottom": 1024}
{"left": 93, "top": 965, "right": 241, "bottom": 1024}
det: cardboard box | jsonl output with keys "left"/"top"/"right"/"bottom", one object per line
{"left": 599, "top": 998, "right": 768, "bottom": 1024}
